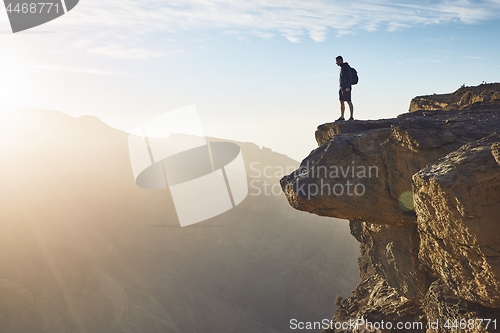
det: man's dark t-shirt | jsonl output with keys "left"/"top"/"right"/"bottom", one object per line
{"left": 339, "top": 62, "right": 353, "bottom": 89}
{"left": 339, "top": 62, "right": 353, "bottom": 101}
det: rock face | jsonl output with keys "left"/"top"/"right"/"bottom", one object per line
{"left": 409, "top": 83, "right": 500, "bottom": 112}
{"left": 281, "top": 85, "right": 500, "bottom": 332}
{"left": 415, "top": 134, "right": 500, "bottom": 308}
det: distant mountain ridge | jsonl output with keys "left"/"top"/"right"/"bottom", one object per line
{"left": 0, "top": 107, "right": 360, "bottom": 333}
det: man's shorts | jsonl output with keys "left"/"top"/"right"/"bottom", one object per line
{"left": 339, "top": 87, "right": 352, "bottom": 102}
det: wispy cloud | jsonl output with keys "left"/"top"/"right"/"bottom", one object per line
{"left": 397, "top": 58, "right": 443, "bottom": 66}
{"left": 309, "top": 29, "right": 327, "bottom": 42}
{"left": 191, "top": 38, "right": 211, "bottom": 42}
{"left": 223, "top": 30, "right": 241, "bottom": 37}
{"left": 250, "top": 30, "right": 274, "bottom": 39}
{"left": 398, "top": 58, "right": 424, "bottom": 66}
{"left": 281, "top": 29, "right": 303, "bottom": 43}
{"left": 87, "top": 44, "right": 181, "bottom": 59}
{"left": 336, "top": 30, "right": 355, "bottom": 38}
{"left": 67, "top": 0, "right": 500, "bottom": 43}
{"left": 25, "top": 63, "right": 126, "bottom": 75}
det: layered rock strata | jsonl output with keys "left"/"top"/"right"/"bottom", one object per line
{"left": 281, "top": 99, "right": 500, "bottom": 332}
{"left": 409, "top": 83, "right": 500, "bottom": 112}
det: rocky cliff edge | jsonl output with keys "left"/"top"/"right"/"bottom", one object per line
{"left": 281, "top": 84, "right": 500, "bottom": 332}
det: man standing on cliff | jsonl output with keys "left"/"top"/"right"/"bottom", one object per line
{"left": 336, "top": 55, "right": 354, "bottom": 121}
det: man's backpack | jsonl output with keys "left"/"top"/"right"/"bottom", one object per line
{"left": 351, "top": 67, "right": 358, "bottom": 85}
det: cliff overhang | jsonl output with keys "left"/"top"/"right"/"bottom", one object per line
{"left": 281, "top": 84, "right": 500, "bottom": 331}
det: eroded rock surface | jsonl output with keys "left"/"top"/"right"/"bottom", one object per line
{"left": 415, "top": 134, "right": 500, "bottom": 308}
{"left": 281, "top": 109, "right": 500, "bottom": 225}
{"left": 423, "top": 279, "right": 500, "bottom": 333}
{"left": 281, "top": 85, "right": 500, "bottom": 332}
{"left": 409, "top": 83, "right": 500, "bottom": 112}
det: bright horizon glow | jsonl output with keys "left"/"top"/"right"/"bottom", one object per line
{"left": 1, "top": 0, "right": 500, "bottom": 160}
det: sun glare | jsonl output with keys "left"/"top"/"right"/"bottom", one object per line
{"left": 0, "top": 51, "right": 29, "bottom": 106}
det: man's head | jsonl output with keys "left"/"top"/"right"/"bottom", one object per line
{"left": 336, "top": 56, "right": 343, "bottom": 66}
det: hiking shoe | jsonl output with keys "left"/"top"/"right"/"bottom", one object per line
{"left": 348, "top": 117, "right": 354, "bottom": 121}
{"left": 336, "top": 117, "right": 345, "bottom": 122}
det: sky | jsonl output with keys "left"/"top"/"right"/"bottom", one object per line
{"left": 1, "top": 0, "right": 500, "bottom": 160}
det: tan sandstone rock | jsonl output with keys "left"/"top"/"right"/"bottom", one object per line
{"left": 414, "top": 134, "right": 500, "bottom": 308}
{"left": 281, "top": 84, "right": 500, "bottom": 332}
{"left": 409, "top": 83, "right": 500, "bottom": 112}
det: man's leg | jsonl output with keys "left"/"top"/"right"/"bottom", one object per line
{"left": 339, "top": 100, "right": 345, "bottom": 119}
{"left": 347, "top": 101, "right": 354, "bottom": 119}
{"left": 337, "top": 88, "right": 346, "bottom": 121}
